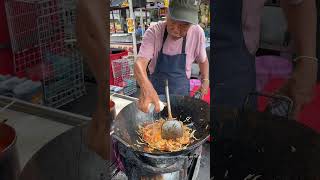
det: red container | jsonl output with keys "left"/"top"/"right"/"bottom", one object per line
{"left": 255, "top": 55, "right": 292, "bottom": 91}
{"left": 0, "top": 0, "right": 10, "bottom": 44}
{"left": 109, "top": 49, "right": 128, "bottom": 85}
{"left": 0, "top": 123, "right": 16, "bottom": 154}
{"left": 0, "top": 0, "right": 14, "bottom": 75}
{"left": 0, "top": 122, "right": 20, "bottom": 180}
{"left": 0, "top": 50, "right": 13, "bottom": 75}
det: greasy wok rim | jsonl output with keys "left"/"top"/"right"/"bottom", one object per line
{"left": 112, "top": 95, "right": 210, "bottom": 157}
{"left": 112, "top": 133, "right": 210, "bottom": 157}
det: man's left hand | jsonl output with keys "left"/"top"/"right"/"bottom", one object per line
{"left": 197, "top": 80, "right": 209, "bottom": 99}
{"left": 279, "top": 59, "right": 318, "bottom": 120}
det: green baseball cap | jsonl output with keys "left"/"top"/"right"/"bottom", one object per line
{"left": 168, "top": 0, "right": 200, "bottom": 25}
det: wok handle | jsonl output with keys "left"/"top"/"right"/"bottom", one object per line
{"left": 111, "top": 134, "right": 132, "bottom": 149}
{"left": 193, "top": 91, "right": 203, "bottom": 100}
{"left": 165, "top": 80, "right": 173, "bottom": 119}
{"left": 243, "top": 92, "right": 293, "bottom": 119}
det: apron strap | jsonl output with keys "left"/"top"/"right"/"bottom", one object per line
{"left": 161, "top": 26, "right": 187, "bottom": 54}
{"left": 148, "top": 27, "right": 168, "bottom": 75}
{"left": 182, "top": 36, "right": 187, "bottom": 54}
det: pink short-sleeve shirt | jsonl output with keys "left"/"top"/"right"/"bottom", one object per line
{"left": 138, "top": 21, "right": 207, "bottom": 79}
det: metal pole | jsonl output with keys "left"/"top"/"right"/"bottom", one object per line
{"left": 128, "top": 0, "right": 138, "bottom": 59}
{"left": 111, "top": 10, "right": 116, "bottom": 33}
{"left": 140, "top": 8, "right": 144, "bottom": 35}
{"left": 145, "top": 4, "right": 148, "bottom": 27}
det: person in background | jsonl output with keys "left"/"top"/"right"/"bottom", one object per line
{"left": 212, "top": 0, "right": 317, "bottom": 119}
{"left": 136, "top": 23, "right": 143, "bottom": 37}
{"left": 76, "top": 0, "right": 110, "bottom": 160}
{"left": 134, "top": 0, "right": 210, "bottom": 113}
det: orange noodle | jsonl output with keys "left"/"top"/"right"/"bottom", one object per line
{"left": 136, "top": 118, "right": 198, "bottom": 152}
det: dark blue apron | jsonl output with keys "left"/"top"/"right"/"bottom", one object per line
{"left": 212, "top": 0, "right": 257, "bottom": 109}
{"left": 150, "top": 27, "right": 190, "bottom": 96}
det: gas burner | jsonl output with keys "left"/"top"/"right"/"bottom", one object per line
{"left": 113, "top": 143, "right": 203, "bottom": 180}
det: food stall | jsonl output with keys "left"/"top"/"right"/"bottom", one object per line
{"left": 0, "top": 92, "right": 210, "bottom": 179}
{"left": 109, "top": 0, "right": 210, "bottom": 99}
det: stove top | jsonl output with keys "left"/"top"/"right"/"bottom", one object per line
{"left": 111, "top": 144, "right": 208, "bottom": 180}
{"left": 111, "top": 156, "right": 202, "bottom": 180}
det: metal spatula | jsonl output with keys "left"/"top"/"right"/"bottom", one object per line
{"left": 161, "top": 80, "right": 183, "bottom": 139}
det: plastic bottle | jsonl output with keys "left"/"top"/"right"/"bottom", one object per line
{"left": 13, "top": 80, "right": 43, "bottom": 104}
{"left": 0, "top": 76, "right": 26, "bottom": 94}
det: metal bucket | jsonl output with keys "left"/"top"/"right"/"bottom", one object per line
{"left": 19, "top": 123, "right": 111, "bottom": 180}
{"left": 0, "top": 122, "right": 20, "bottom": 180}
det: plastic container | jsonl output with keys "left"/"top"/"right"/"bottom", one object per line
{"left": 0, "top": 0, "right": 10, "bottom": 44}
{"left": 110, "top": 85, "right": 123, "bottom": 93}
{"left": 255, "top": 55, "right": 292, "bottom": 91}
{"left": 0, "top": 77, "right": 26, "bottom": 94}
{"left": 0, "top": 74, "right": 10, "bottom": 82}
{"left": 110, "top": 49, "right": 128, "bottom": 85}
{"left": 13, "top": 80, "right": 43, "bottom": 104}
{"left": 190, "top": 79, "right": 201, "bottom": 91}
{"left": 0, "top": 50, "right": 14, "bottom": 75}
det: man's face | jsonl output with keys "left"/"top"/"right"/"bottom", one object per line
{"left": 166, "top": 16, "right": 192, "bottom": 39}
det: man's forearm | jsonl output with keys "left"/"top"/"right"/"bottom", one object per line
{"left": 280, "top": 0, "right": 317, "bottom": 118}
{"left": 134, "top": 58, "right": 153, "bottom": 90}
{"left": 281, "top": 0, "right": 317, "bottom": 58}
{"left": 199, "top": 58, "right": 209, "bottom": 80}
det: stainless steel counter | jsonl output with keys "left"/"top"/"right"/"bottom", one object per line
{"left": 110, "top": 93, "right": 136, "bottom": 116}
{"left": 1, "top": 109, "right": 73, "bottom": 168}
{"left": 0, "top": 93, "right": 134, "bottom": 170}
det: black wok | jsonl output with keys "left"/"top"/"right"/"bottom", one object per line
{"left": 111, "top": 95, "right": 210, "bottom": 156}
{"left": 211, "top": 106, "right": 320, "bottom": 178}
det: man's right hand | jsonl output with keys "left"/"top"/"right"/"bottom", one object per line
{"left": 134, "top": 57, "right": 161, "bottom": 113}
{"left": 138, "top": 84, "right": 161, "bottom": 113}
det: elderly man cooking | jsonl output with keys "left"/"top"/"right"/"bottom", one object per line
{"left": 134, "top": 0, "right": 210, "bottom": 113}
